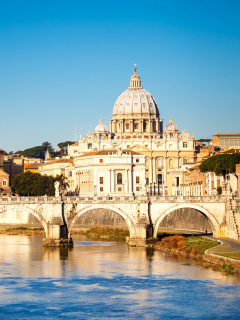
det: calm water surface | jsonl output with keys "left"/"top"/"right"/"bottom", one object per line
{"left": 0, "top": 234, "right": 240, "bottom": 319}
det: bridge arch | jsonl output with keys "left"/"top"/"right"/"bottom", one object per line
{"left": 68, "top": 204, "right": 136, "bottom": 238}
{"left": 20, "top": 205, "right": 49, "bottom": 237}
{"left": 153, "top": 203, "right": 221, "bottom": 238}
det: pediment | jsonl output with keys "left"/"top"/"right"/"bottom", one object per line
{"left": 129, "top": 144, "right": 152, "bottom": 152}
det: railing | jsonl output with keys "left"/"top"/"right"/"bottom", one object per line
{"left": 0, "top": 194, "right": 234, "bottom": 203}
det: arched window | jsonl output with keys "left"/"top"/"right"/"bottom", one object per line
{"left": 117, "top": 173, "right": 122, "bottom": 184}
{"left": 158, "top": 158, "right": 162, "bottom": 167}
{"left": 183, "top": 158, "right": 187, "bottom": 164}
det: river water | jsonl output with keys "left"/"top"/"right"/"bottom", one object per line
{"left": 0, "top": 234, "right": 240, "bottom": 319}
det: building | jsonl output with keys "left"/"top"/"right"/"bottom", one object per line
{"left": 66, "top": 148, "right": 145, "bottom": 196}
{"left": 68, "top": 67, "right": 196, "bottom": 195}
{"left": 38, "top": 158, "right": 73, "bottom": 177}
{"left": 212, "top": 133, "right": 240, "bottom": 150}
{"left": 3, "top": 156, "right": 24, "bottom": 185}
{"left": 0, "top": 148, "right": 10, "bottom": 195}
{"left": 24, "top": 163, "right": 43, "bottom": 173}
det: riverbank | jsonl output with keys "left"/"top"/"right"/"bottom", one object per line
{"left": 0, "top": 226, "right": 44, "bottom": 235}
{"left": 155, "top": 234, "right": 240, "bottom": 274}
{"left": 73, "top": 226, "right": 129, "bottom": 239}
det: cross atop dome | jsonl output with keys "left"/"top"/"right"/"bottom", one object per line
{"left": 129, "top": 64, "right": 142, "bottom": 89}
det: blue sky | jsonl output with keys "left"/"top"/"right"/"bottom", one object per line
{"left": 0, "top": 0, "right": 240, "bottom": 152}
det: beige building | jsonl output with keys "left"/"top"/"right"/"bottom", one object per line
{"left": 68, "top": 67, "right": 196, "bottom": 195}
{"left": 66, "top": 148, "right": 145, "bottom": 196}
{"left": 38, "top": 159, "right": 73, "bottom": 177}
{"left": 0, "top": 148, "right": 10, "bottom": 195}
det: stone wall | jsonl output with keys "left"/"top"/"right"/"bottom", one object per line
{"left": 74, "top": 208, "right": 127, "bottom": 227}
{"left": 159, "top": 208, "right": 212, "bottom": 232}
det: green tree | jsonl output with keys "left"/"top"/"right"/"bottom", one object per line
{"left": 19, "top": 142, "right": 54, "bottom": 159}
{"left": 57, "top": 141, "right": 75, "bottom": 157}
{"left": 199, "top": 153, "right": 240, "bottom": 179}
{"left": 11, "top": 172, "right": 56, "bottom": 196}
{"left": 55, "top": 174, "right": 69, "bottom": 194}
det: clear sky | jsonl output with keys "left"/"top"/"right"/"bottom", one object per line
{"left": 1, "top": 0, "right": 240, "bottom": 152}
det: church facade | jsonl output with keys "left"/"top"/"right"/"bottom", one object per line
{"left": 68, "top": 67, "right": 196, "bottom": 196}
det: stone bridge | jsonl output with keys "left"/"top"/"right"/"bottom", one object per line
{"left": 0, "top": 195, "right": 239, "bottom": 246}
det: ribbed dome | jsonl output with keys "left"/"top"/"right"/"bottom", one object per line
{"left": 94, "top": 118, "right": 109, "bottom": 133}
{"left": 165, "top": 117, "right": 179, "bottom": 131}
{"left": 112, "top": 67, "right": 159, "bottom": 117}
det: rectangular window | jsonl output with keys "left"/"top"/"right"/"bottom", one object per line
{"left": 136, "top": 187, "right": 140, "bottom": 191}
{"left": 136, "top": 176, "right": 140, "bottom": 183}
{"left": 126, "top": 124, "right": 129, "bottom": 130}
{"left": 2, "top": 180, "right": 7, "bottom": 186}
{"left": 183, "top": 142, "right": 188, "bottom": 148}
{"left": 99, "top": 177, "right": 103, "bottom": 184}
{"left": 100, "top": 187, "right": 103, "bottom": 192}
{"left": 88, "top": 143, "right": 92, "bottom": 149}
{"left": 134, "top": 124, "right": 138, "bottom": 130}
{"left": 99, "top": 159, "right": 103, "bottom": 163}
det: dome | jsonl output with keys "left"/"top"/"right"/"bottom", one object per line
{"left": 94, "top": 118, "right": 109, "bottom": 133}
{"left": 165, "top": 117, "right": 179, "bottom": 131}
{"left": 112, "top": 67, "right": 159, "bottom": 117}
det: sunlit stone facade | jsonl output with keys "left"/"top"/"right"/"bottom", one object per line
{"left": 68, "top": 67, "right": 196, "bottom": 195}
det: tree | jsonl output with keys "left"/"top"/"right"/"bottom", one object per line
{"left": 57, "top": 141, "right": 75, "bottom": 157}
{"left": 199, "top": 153, "right": 240, "bottom": 179}
{"left": 19, "top": 142, "right": 54, "bottom": 159}
{"left": 55, "top": 174, "right": 69, "bottom": 194}
{"left": 11, "top": 172, "right": 56, "bottom": 196}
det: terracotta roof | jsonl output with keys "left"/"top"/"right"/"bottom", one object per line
{"left": 214, "top": 133, "right": 240, "bottom": 137}
{"left": 25, "top": 163, "right": 43, "bottom": 169}
{"left": 223, "top": 148, "right": 240, "bottom": 154}
{"left": 78, "top": 149, "right": 142, "bottom": 158}
{"left": 69, "top": 142, "right": 79, "bottom": 146}
{"left": 42, "top": 159, "right": 73, "bottom": 165}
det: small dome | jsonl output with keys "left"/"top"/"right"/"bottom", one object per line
{"left": 112, "top": 67, "right": 159, "bottom": 117}
{"left": 94, "top": 118, "right": 109, "bottom": 133}
{"left": 165, "top": 117, "right": 179, "bottom": 131}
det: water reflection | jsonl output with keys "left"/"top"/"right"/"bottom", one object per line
{"left": 0, "top": 234, "right": 240, "bottom": 319}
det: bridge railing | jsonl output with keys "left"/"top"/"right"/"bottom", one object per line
{"left": 0, "top": 194, "right": 232, "bottom": 203}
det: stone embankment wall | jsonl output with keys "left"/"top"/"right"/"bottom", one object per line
{"left": 159, "top": 208, "right": 212, "bottom": 232}
{"left": 203, "top": 249, "right": 240, "bottom": 273}
{"left": 74, "top": 208, "right": 127, "bottom": 227}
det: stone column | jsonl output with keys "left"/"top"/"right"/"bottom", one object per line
{"left": 140, "top": 119, "right": 143, "bottom": 133}
{"left": 126, "top": 170, "right": 129, "bottom": 193}
{"left": 164, "top": 156, "right": 167, "bottom": 186}
{"left": 111, "top": 170, "right": 115, "bottom": 193}
{"left": 128, "top": 169, "right": 133, "bottom": 194}
{"left": 149, "top": 157, "right": 153, "bottom": 184}
{"left": 130, "top": 120, "right": 133, "bottom": 133}
{"left": 153, "top": 157, "right": 156, "bottom": 184}
{"left": 108, "top": 170, "right": 111, "bottom": 193}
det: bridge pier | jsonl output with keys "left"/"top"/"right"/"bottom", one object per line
{"left": 126, "top": 223, "right": 158, "bottom": 247}
{"left": 43, "top": 223, "right": 73, "bottom": 247}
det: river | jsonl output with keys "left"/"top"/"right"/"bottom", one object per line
{"left": 0, "top": 234, "right": 240, "bottom": 319}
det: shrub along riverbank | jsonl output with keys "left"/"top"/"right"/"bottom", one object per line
{"left": 155, "top": 234, "right": 240, "bottom": 275}
{"left": 74, "top": 226, "right": 130, "bottom": 239}
{"left": 0, "top": 227, "right": 44, "bottom": 235}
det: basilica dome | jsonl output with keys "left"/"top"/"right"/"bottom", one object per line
{"left": 94, "top": 118, "right": 109, "bottom": 133}
{"left": 165, "top": 117, "right": 179, "bottom": 131}
{"left": 112, "top": 67, "right": 159, "bottom": 117}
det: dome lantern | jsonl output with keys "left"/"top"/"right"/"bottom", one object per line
{"left": 129, "top": 66, "right": 142, "bottom": 89}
